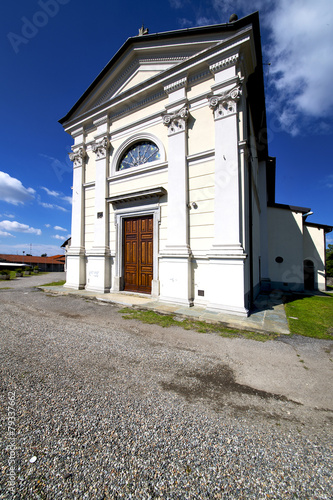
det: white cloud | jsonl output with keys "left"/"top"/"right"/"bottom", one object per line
{"left": 264, "top": 0, "right": 333, "bottom": 133}
{"left": 169, "top": 0, "right": 187, "bottom": 8}
{"left": 211, "top": 0, "right": 268, "bottom": 18}
{"left": 39, "top": 202, "right": 68, "bottom": 212}
{"left": 41, "top": 186, "right": 72, "bottom": 205}
{"left": 196, "top": 16, "right": 215, "bottom": 25}
{"left": 41, "top": 187, "right": 60, "bottom": 197}
{"left": 0, "top": 230, "right": 14, "bottom": 237}
{"left": 178, "top": 18, "right": 193, "bottom": 27}
{"left": 62, "top": 195, "right": 72, "bottom": 204}
{"left": 45, "top": 224, "right": 51, "bottom": 228}
{"left": 325, "top": 175, "right": 333, "bottom": 188}
{"left": 52, "top": 234, "right": 66, "bottom": 240}
{"left": 172, "top": 0, "right": 333, "bottom": 135}
{"left": 54, "top": 226, "right": 67, "bottom": 232}
{"left": 0, "top": 171, "right": 35, "bottom": 205}
{"left": 0, "top": 220, "right": 42, "bottom": 236}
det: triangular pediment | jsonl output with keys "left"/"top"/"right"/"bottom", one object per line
{"left": 60, "top": 15, "right": 258, "bottom": 125}
{"left": 91, "top": 51, "right": 192, "bottom": 108}
{"left": 63, "top": 35, "right": 229, "bottom": 121}
{"left": 71, "top": 43, "right": 217, "bottom": 118}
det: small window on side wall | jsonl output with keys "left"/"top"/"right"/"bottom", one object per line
{"left": 118, "top": 140, "right": 160, "bottom": 171}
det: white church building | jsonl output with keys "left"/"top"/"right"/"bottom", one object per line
{"left": 59, "top": 12, "right": 331, "bottom": 316}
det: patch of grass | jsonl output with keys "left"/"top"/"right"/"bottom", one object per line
{"left": 0, "top": 287, "right": 11, "bottom": 290}
{"left": 285, "top": 295, "right": 333, "bottom": 339}
{"left": 40, "top": 280, "right": 66, "bottom": 287}
{"left": 119, "top": 308, "right": 277, "bottom": 342}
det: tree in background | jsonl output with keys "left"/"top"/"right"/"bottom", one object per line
{"left": 326, "top": 244, "right": 333, "bottom": 277}
{"left": 41, "top": 253, "right": 47, "bottom": 257}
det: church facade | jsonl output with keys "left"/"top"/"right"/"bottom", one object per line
{"left": 59, "top": 12, "right": 331, "bottom": 316}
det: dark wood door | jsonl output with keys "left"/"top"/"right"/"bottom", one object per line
{"left": 123, "top": 215, "right": 153, "bottom": 293}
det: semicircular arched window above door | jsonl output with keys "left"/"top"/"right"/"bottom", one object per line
{"left": 118, "top": 140, "right": 160, "bottom": 171}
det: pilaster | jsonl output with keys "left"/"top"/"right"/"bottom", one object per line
{"left": 66, "top": 144, "right": 86, "bottom": 289}
{"left": 86, "top": 117, "right": 112, "bottom": 293}
{"left": 208, "top": 83, "right": 244, "bottom": 255}
{"left": 205, "top": 67, "right": 248, "bottom": 315}
{"left": 159, "top": 78, "right": 192, "bottom": 306}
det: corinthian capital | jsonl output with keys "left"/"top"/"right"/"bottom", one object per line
{"left": 162, "top": 106, "right": 189, "bottom": 136}
{"left": 92, "top": 137, "right": 110, "bottom": 159}
{"left": 69, "top": 147, "right": 86, "bottom": 167}
{"left": 208, "top": 85, "right": 242, "bottom": 120}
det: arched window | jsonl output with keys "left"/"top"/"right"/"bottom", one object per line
{"left": 118, "top": 140, "right": 160, "bottom": 171}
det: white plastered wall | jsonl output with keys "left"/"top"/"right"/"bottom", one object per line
{"left": 251, "top": 161, "right": 261, "bottom": 297}
{"left": 303, "top": 225, "right": 326, "bottom": 291}
{"left": 85, "top": 148, "right": 96, "bottom": 184}
{"left": 188, "top": 158, "right": 215, "bottom": 303}
{"left": 187, "top": 76, "right": 214, "bottom": 102}
{"left": 109, "top": 170, "right": 168, "bottom": 197}
{"left": 188, "top": 159, "right": 215, "bottom": 247}
{"left": 267, "top": 207, "right": 304, "bottom": 291}
{"left": 188, "top": 105, "right": 215, "bottom": 156}
{"left": 111, "top": 99, "right": 168, "bottom": 132}
{"left": 84, "top": 186, "right": 95, "bottom": 250}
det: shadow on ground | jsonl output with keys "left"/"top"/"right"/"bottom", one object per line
{"left": 251, "top": 289, "right": 331, "bottom": 314}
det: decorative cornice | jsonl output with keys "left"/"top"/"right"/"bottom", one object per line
{"left": 72, "top": 127, "right": 85, "bottom": 138}
{"left": 69, "top": 147, "right": 86, "bottom": 167}
{"left": 164, "top": 77, "right": 187, "bottom": 94}
{"left": 209, "top": 54, "right": 239, "bottom": 74}
{"left": 107, "top": 187, "right": 167, "bottom": 205}
{"left": 93, "top": 116, "right": 109, "bottom": 127}
{"left": 188, "top": 69, "right": 211, "bottom": 85}
{"left": 162, "top": 106, "right": 189, "bottom": 136}
{"left": 92, "top": 136, "right": 110, "bottom": 159}
{"left": 208, "top": 85, "right": 242, "bottom": 120}
{"left": 96, "top": 60, "right": 139, "bottom": 106}
{"left": 139, "top": 56, "right": 190, "bottom": 63}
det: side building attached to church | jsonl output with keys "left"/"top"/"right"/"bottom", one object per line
{"left": 59, "top": 12, "right": 332, "bottom": 316}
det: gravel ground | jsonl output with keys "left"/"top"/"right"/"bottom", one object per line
{"left": 0, "top": 273, "right": 332, "bottom": 499}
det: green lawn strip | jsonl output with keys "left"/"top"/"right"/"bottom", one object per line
{"left": 285, "top": 295, "right": 333, "bottom": 339}
{"left": 40, "top": 280, "right": 66, "bottom": 287}
{"left": 118, "top": 308, "right": 276, "bottom": 342}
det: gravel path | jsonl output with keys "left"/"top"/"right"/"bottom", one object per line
{"left": 1, "top": 273, "right": 332, "bottom": 499}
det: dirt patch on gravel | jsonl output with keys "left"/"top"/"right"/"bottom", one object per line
{"left": 161, "top": 364, "right": 299, "bottom": 404}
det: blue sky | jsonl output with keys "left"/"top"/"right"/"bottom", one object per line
{"left": 1, "top": 0, "right": 332, "bottom": 256}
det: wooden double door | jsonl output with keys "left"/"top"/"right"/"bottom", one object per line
{"left": 123, "top": 215, "right": 153, "bottom": 294}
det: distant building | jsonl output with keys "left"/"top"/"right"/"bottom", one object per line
{"left": 0, "top": 254, "right": 65, "bottom": 272}
{"left": 59, "top": 12, "right": 331, "bottom": 316}
{"left": 61, "top": 237, "right": 71, "bottom": 276}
